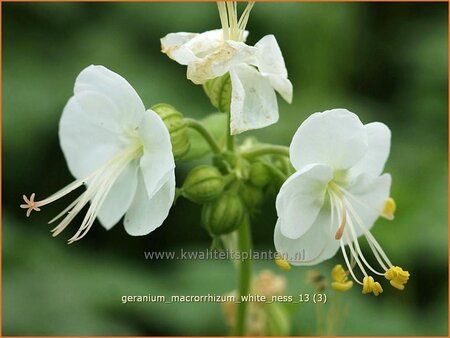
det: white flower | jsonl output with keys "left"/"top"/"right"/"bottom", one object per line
{"left": 160, "top": 2, "right": 293, "bottom": 135}
{"left": 20, "top": 65, "right": 176, "bottom": 243}
{"left": 274, "top": 108, "right": 409, "bottom": 294}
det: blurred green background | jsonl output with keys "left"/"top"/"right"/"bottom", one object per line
{"left": 3, "top": 2, "right": 448, "bottom": 336}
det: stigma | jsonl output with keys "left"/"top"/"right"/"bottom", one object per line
{"left": 328, "top": 183, "right": 409, "bottom": 296}
{"left": 20, "top": 143, "right": 142, "bottom": 244}
{"left": 217, "top": 2, "right": 255, "bottom": 42}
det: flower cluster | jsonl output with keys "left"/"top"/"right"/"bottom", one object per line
{"left": 21, "top": 1, "right": 408, "bottom": 302}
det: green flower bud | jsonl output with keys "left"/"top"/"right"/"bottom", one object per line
{"left": 240, "top": 183, "right": 264, "bottom": 211}
{"left": 152, "top": 103, "right": 190, "bottom": 160}
{"left": 203, "top": 73, "right": 232, "bottom": 113}
{"left": 201, "top": 191, "right": 244, "bottom": 236}
{"left": 249, "top": 162, "right": 272, "bottom": 188}
{"left": 213, "top": 151, "right": 237, "bottom": 174}
{"left": 181, "top": 165, "right": 225, "bottom": 204}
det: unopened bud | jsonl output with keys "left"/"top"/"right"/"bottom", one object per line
{"left": 240, "top": 183, "right": 264, "bottom": 211}
{"left": 201, "top": 191, "right": 244, "bottom": 236}
{"left": 181, "top": 165, "right": 224, "bottom": 204}
{"left": 152, "top": 103, "right": 190, "bottom": 160}
{"left": 203, "top": 73, "right": 232, "bottom": 113}
{"left": 249, "top": 162, "right": 272, "bottom": 188}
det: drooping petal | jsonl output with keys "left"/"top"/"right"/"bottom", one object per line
{"left": 350, "top": 122, "right": 391, "bottom": 177}
{"left": 96, "top": 159, "right": 139, "bottom": 230}
{"left": 274, "top": 205, "right": 340, "bottom": 266}
{"left": 229, "top": 64, "right": 278, "bottom": 134}
{"left": 161, "top": 32, "right": 203, "bottom": 65}
{"left": 138, "top": 109, "right": 175, "bottom": 199}
{"left": 276, "top": 163, "right": 333, "bottom": 239}
{"left": 342, "top": 173, "right": 391, "bottom": 241}
{"left": 254, "top": 34, "right": 293, "bottom": 103}
{"left": 290, "top": 109, "right": 369, "bottom": 171}
{"left": 124, "top": 171, "right": 176, "bottom": 236}
{"left": 187, "top": 40, "right": 257, "bottom": 85}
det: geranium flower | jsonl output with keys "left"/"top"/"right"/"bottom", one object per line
{"left": 160, "top": 2, "right": 292, "bottom": 135}
{"left": 274, "top": 108, "right": 409, "bottom": 295}
{"left": 20, "top": 65, "right": 176, "bottom": 243}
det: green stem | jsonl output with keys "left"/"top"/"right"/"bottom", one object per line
{"left": 235, "top": 214, "right": 252, "bottom": 336}
{"left": 240, "top": 144, "right": 289, "bottom": 160}
{"left": 227, "top": 111, "right": 235, "bottom": 151}
{"left": 185, "top": 118, "right": 222, "bottom": 154}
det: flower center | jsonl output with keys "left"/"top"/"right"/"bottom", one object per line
{"left": 327, "top": 181, "right": 409, "bottom": 295}
{"left": 20, "top": 142, "right": 143, "bottom": 243}
{"left": 217, "top": 2, "right": 255, "bottom": 42}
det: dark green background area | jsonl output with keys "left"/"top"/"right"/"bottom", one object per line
{"left": 2, "top": 2, "right": 448, "bottom": 336}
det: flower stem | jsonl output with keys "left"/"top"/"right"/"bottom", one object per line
{"left": 185, "top": 118, "right": 222, "bottom": 154}
{"left": 227, "top": 112, "right": 235, "bottom": 151}
{"left": 240, "top": 144, "right": 289, "bottom": 159}
{"left": 235, "top": 214, "right": 252, "bottom": 336}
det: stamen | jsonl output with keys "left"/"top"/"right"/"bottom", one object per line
{"left": 381, "top": 197, "right": 396, "bottom": 220}
{"left": 341, "top": 193, "right": 394, "bottom": 268}
{"left": 340, "top": 240, "right": 362, "bottom": 285}
{"left": 362, "top": 276, "right": 383, "bottom": 296}
{"left": 237, "top": 2, "right": 255, "bottom": 41}
{"left": 331, "top": 264, "right": 353, "bottom": 292}
{"left": 21, "top": 143, "right": 142, "bottom": 243}
{"left": 217, "top": 2, "right": 229, "bottom": 40}
{"left": 384, "top": 266, "right": 410, "bottom": 290}
{"left": 344, "top": 231, "right": 368, "bottom": 277}
{"left": 217, "top": 2, "right": 254, "bottom": 42}
{"left": 275, "top": 255, "right": 291, "bottom": 271}
{"left": 345, "top": 208, "right": 385, "bottom": 276}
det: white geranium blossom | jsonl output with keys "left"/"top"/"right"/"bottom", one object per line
{"left": 160, "top": 2, "right": 293, "bottom": 135}
{"left": 274, "top": 109, "right": 409, "bottom": 294}
{"left": 21, "top": 65, "right": 176, "bottom": 243}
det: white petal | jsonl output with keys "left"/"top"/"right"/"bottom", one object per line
{"left": 350, "top": 122, "right": 391, "bottom": 177}
{"left": 290, "top": 109, "right": 368, "bottom": 171}
{"left": 342, "top": 173, "right": 391, "bottom": 241}
{"left": 59, "top": 65, "right": 146, "bottom": 178}
{"left": 96, "top": 160, "right": 139, "bottom": 230}
{"left": 124, "top": 171, "right": 175, "bottom": 236}
{"left": 263, "top": 75, "right": 293, "bottom": 104}
{"left": 74, "top": 65, "right": 144, "bottom": 129}
{"left": 187, "top": 40, "right": 257, "bottom": 85}
{"left": 276, "top": 163, "right": 333, "bottom": 239}
{"left": 274, "top": 206, "right": 340, "bottom": 266}
{"left": 254, "top": 35, "right": 292, "bottom": 103}
{"left": 59, "top": 94, "right": 126, "bottom": 179}
{"left": 138, "top": 109, "right": 175, "bottom": 199}
{"left": 161, "top": 32, "right": 202, "bottom": 65}
{"left": 229, "top": 64, "right": 278, "bottom": 134}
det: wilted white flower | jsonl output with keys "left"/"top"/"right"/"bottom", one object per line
{"left": 274, "top": 109, "right": 409, "bottom": 295}
{"left": 21, "top": 65, "right": 176, "bottom": 243}
{"left": 160, "top": 2, "right": 292, "bottom": 135}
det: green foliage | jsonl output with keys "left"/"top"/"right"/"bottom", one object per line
{"left": 184, "top": 113, "right": 228, "bottom": 161}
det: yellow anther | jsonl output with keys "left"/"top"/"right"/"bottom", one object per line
{"left": 331, "top": 264, "right": 353, "bottom": 292}
{"left": 385, "top": 266, "right": 410, "bottom": 290}
{"left": 381, "top": 197, "right": 396, "bottom": 220}
{"left": 275, "top": 256, "right": 291, "bottom": 271}
{"left": 332, "top": 281, "right": 353, "bottom": 292}
{"left": 362, "top": 276, "right": 383, "bottom": 296}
